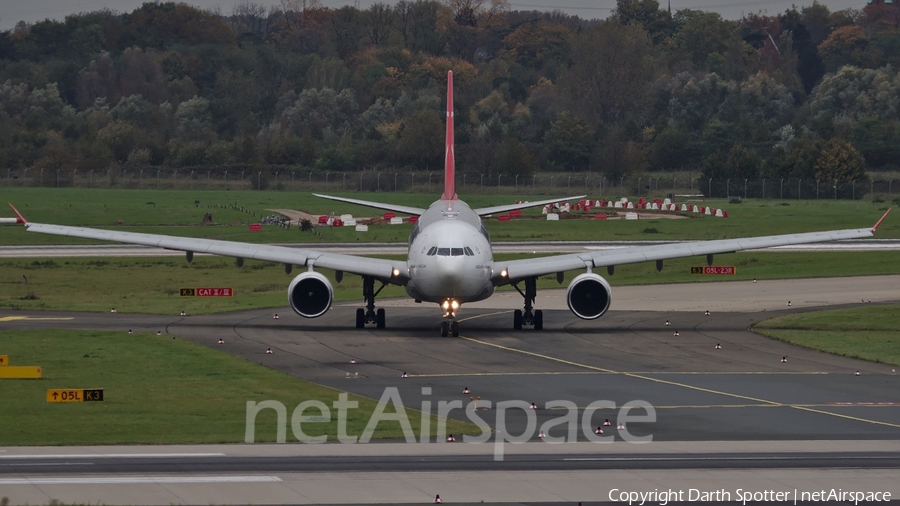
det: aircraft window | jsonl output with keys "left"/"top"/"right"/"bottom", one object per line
{"left": 437, "top": 248, "right": 450, "bottom": 256}
{"left": 464, "top": 247, "right": 474, "bottom": 256}
{"left": 480, "top": 224, "right": 491, "bottom": 241}
{"left": 427, "top": 247, "right": 438, "bottom": 256}
{"left": 451, "top": 248, "right": 464, "bottom": 256}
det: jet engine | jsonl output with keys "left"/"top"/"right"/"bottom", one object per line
{"left": 566, "top": 272, "right": 612, "bottom": 320}
{"left": 288, "top": 271, "right": 333, "bottom": 318}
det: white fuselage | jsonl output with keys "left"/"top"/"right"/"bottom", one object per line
{"left": 404, "top": 199, "right": 494, "bottom": 311}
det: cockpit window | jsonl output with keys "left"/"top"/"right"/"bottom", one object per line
{"left": 434, "top": 247, "right": 472, "bottom": 256}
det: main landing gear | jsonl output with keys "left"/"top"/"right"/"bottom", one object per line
{"left": 512, "top": 277, "right": 543, "bottom": 330}
{"left": 356, "top": 276, "right": 387, "bottom": 329}
{"left": 440, "top": 320, "right": 459, "bottom": 337}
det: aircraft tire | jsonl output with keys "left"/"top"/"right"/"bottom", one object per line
{"left": 356, "top": 308, "right": 365, "bottom": 328}
{"left": 440, "top": 321, "right": 449, "bottom": 337}
{"left": 450, "top": 321, "right": 459, "bottom": 337}
{"left": 376, "top": 308, "right": 386, "bottom": 329}
{"left": 513, "top": 310, "right": 523, "bottom": 330}
{"left": 534, "top": 310, "right": 543, "bottom": 330}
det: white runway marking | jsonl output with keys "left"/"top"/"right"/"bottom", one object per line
{"left": 0, "top": 475, "right": 282, "bottom": 485}
{"left": 0, "top": 463, "right": 93, "bottom": 467}
{"left": 0, "top": 453, "right": 225, "bottom": 459}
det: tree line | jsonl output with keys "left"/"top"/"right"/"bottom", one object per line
{"left": 1, "top": 0, "right": 899, "bottom": 188}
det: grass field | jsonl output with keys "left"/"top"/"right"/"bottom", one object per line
{"left": 753, "top": 304, "right": 900, "bottom": 366}
{"left": 1, "top": 251, "right": 898, "bottom": 314}
{"left": 0, "top": 188, "right": 896, "bottom": 245}
{"left": 0, "top": 330, "right": 476, "bottom": 445}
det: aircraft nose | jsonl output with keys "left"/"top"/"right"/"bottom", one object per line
{"left": 435, "top": 257, "right": 465, "bottom": 289}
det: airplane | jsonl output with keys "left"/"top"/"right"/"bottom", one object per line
{"left": 6, "top": 70, "right": 892, "bottom": 337}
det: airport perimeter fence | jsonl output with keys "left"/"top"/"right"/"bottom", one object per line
{"left": 2, "top": 167, "right": 896, "bottom": 201}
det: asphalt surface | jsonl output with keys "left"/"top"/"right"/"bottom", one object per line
{"left": 2, "top": 276, "right": 899, "bottom": 504}
{"left": 2, "top": 278, "right": 899, "bottom": 443}
{"left": 3, "top": 452, "right": 900, "bottom": 475}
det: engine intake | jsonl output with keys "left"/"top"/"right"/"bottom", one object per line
{"left": 288, "top": 271, "right": 333, "bottom": 318}
{"left": 566, "top": 272, "right": 612, "bottom": 320}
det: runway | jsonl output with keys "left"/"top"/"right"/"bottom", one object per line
{"left": 1, "top": 276, "right": 899, "bottom": 504}
{"left": 2, "top": 238, "right": 900, "bottom": 258}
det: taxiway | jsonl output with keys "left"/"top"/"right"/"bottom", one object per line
{"left": 1, "top": 276, "right": 898, "bottom": 504}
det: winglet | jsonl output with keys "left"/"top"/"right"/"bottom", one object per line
{"left": 872, "top": 207, "right": 891, "bottom": 233}
{"left": 8, "top": 203, "right": 26, "bottom": 224}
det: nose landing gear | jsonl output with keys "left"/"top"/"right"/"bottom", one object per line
{"left": 512, "top": 277, "right": 543, "bottom": 330}
{"left": 440, "top": 320, "right": 459, "bottom": 337}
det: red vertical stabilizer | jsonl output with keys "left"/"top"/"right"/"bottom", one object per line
{"left": 442, "top": 70, "right": 457, "bottom": 201}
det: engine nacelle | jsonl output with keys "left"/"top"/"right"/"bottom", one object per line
{"left": 288, "top": 271, "right": 333, "bottom": 318}
{"left": 566, "top": 272, "right": 612, "bottom": 320}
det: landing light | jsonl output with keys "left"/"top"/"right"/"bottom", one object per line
{"left": 451, "top": 300, "right": 459, "bottom": 309}
{"left": 392, "top": 268, "right": 400, "bottom": 277}
{"left": 500, "top": 269, "right": 508, "bottom": 277}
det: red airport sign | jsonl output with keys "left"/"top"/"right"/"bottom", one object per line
{"left": 691, "top": 266, "right": 736, "bottom": 275}
{"left": 180, "top": 288, "right": 234, "bottom": 297}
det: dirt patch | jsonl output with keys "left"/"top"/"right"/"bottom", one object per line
{"left": 268, "top": 208, "right": 375, "bottom": 226}
{"left": 266, "top": 209, "right": 317, "bottom": 225}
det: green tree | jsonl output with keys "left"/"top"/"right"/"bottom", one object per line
{"left": 281, "top": 87, "right": 358, "bottom": 137}
{"left": 121, "top": 2, "right": 237, "bottom": 49}
{"left": 813, "top": 139, "right": 867, "bottom": 183}
{"left": 674, "top": 10, "right": 734, "bottom": 68}
{"left": 767, "top": 130, "right": 822, "bottom": 179}
{"left": 493, "top": 137, "right": 538, "bottom": 176}
{"left": 96, "top": 121, "right": 138, "bottom": 164}
{"left": 543, "top": 112, "right": 594, "bottom": 171}
{"left": 808, "top": 66, "right": 900, "bottom": 126}
{"left": 648, "top": 127, "right": 695, "bottom": 171}
{"left": 363, "top": 3, "right": 395, "bottom": 47}
{"left": 328, "top": 6, "right": 363, "bottom": 59}
{"left": 849, "top": 118, "right": 900, "bottom": 168}
{"left": 174, "top": 96, "right": 214, "bottom": 142}
{"left": 818, "top": 25, "right": 870, "bottom": 72}
{"left": 722, "top": 144, "right": 761, "bottom": 178}
{"left": 396, "top": 109, "right": 443, "bottom": 168}
{"left": 597, "top": 129, "right": 647, "bottom": 180}
{"left": 613, "top": 0, "right": 674, "bottom": 44}
{"left": 395, "top": 0, "right": 445, "bottom": 54}
{"left": 499, "top": 22, "right": 571, "bottom": 70}
{"left": 564, "top": 22, "right": 655, "bottom": 126}
{"left": 780, "top": 7, "right": 825, "bottom": 93}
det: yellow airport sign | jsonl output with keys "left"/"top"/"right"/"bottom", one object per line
{"left": 47, "top": 389, "right": 104, "bottom": 403}
{"left": 0, "top": 355, "right": 7, "bottom": 366}
{"left": 691, "top": 266, "right": 737, "bottom": 275}
{"left": 0, "top": 366, "right": 41, "bottom": 379}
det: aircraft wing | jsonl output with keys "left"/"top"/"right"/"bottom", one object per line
{"left": 312, "top": 194, "right": 426, "bottom": 216}
{"left": 473, "top": 195, "right": 587, "bottom": 216}
{"left": 20, "top": 222, "right": 408, "bottom": 284}
{"left": 490, "top": 210, "right": 890, "bottom": 283}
